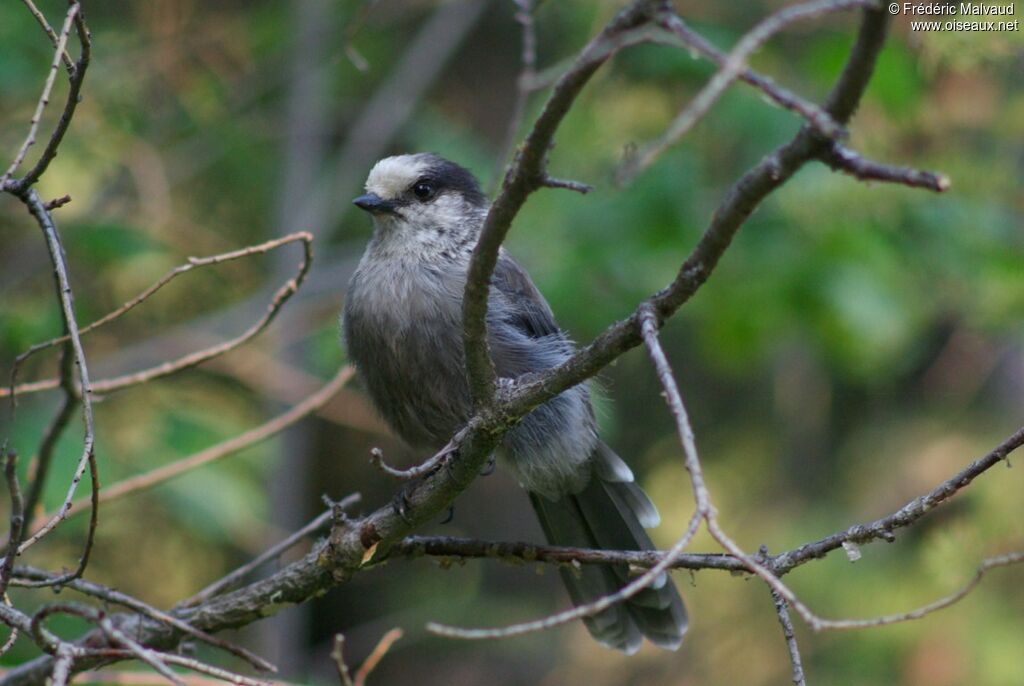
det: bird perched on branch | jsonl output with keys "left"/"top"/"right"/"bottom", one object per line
{"left": 342, "top": 153, "right": 686, "bottom": 653}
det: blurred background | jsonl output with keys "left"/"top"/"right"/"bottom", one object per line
{"left": 1, "top": 1, "right": 1022, "bottom": 684}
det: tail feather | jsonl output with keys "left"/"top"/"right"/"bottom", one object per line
{"left": 529, "top": 493, "right": 643, "bottom": 653}
{"left": 528, "top": 442, "right": 688, "bottom": 652}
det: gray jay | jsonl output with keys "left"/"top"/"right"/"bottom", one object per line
{"left": 342, "top": 153, "right": 686, "bottom": 653}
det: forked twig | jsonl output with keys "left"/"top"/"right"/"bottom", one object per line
{"left": 180, "top": 493, "right": 362, "bottom": 608}
{"left": 623, "top": 0, "right": 873, "bottom": 182}
{"left": 0, "top": 4, "right": 79, "bottom": 186}
{"left": 13, "top": 191, "right": 99, "bottom": 589}
{"left": 4, "top": 233, "right": 315, "bottom": 400}
{"left": 23, "top": 366, "right": 353, "bottom": 533}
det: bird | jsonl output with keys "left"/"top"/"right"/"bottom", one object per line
{"left": 342, "top": 152, "right": 687, "bottom": 653}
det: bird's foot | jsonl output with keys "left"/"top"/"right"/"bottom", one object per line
{"left": 479, "top": 454, "right": 496, "bottom": 477}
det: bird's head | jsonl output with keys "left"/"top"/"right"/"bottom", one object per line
{"left": 353, "top": 154, "right": 488, "bottom": 248}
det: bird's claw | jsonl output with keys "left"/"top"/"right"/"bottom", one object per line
{"left": 391, "top": 486, "right": 414, "bottom": 523}
{"left": 479, "top": 454, "right": 496, "bottom": 477}
{"left": 439, "top": 505, "right": 455, "bottom": 524}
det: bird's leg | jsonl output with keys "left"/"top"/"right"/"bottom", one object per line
{"left": 390, "top": 484, "right": 416, "bottom": 523}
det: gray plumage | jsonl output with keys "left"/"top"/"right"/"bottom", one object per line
{"left": 342, "top": 153, "right": 687, "bottom": 653}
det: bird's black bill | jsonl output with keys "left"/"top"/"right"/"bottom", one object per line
{"left": 353, "top": 193, "right": 395, "bottom": 215}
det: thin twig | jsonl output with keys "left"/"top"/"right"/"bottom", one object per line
{"left": 3, "top": 233, "right": 315, "bottom": 400}
{"left": 463, "top": 0, "right": 667, "bottom": 406}
{"left": 369, "top": 435, "right": 462, "bottom": 481}
{"left": 390, "top": 534, "right": 741, "bottom": 571}
{"left": 772, "top": 590, "right": 807, "bottom": 686}
{"left": 0, "top": 3, "right": 79, "bottom": 186}
{"left": 99, "top": 617, "right": 186, "bottom": 686}
{"left": 640, "top": 306, "right": 814, "bottom": 636}
{"left": 623, "top": 0, "right": 872, "bottom": 182}
{"left": 770, "top": 425, "right": 1024, "bottom": 576}
{"left": 353, "top": 628, "right": 402, "bottom": 686}
{"left": 491, "top": 0, "right": 538, "bottom": 190}
{"left": 808, "top": 551, "right": 1024, "bottom": 631}
{"left": 13, "top": 567, "right": 275, "bottom": 673}
{"left": 331, "top": 635, "right": 354, "bottom": 686}
{"left": 0, "top": 451, "right": 25, "bottom": 599}
{"left": 180, "top": 493, "right": 362, "bottom": 608}
{"left": 426, "top": 511, "right": 702, "bottom": 640}
{"left": 23, "top": 366, "right": 353, "bottom": 533}
{"left": 540, "top": 175, "right": 592, "bottom": 194}
{"left": 43, "top": 193, "right": 72, "bottom": 210}
{"left": 18, "top": 0, "right": 74, "bottom": 70}
{"left": 653, "top": 12, "right": 843, "bottom": 141}
{"left": 13, "top": 190, "right": 99, "bottom": 590}
{"left": 8, "top": 4, "right": 92, "bottom": 190}
{"left": 500, "top": 5, "right": 894, "bottom": 430}
{"left": 146, "top": 655, "right": 271, "bottom": 686}
{"left": 0, "top": 592, "right": 19, "bottom": 658}
{"left": 819, "top": 141, "right": 951, "bottom": 192}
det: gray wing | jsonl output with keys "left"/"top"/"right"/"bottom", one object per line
{"left": 490, "top": 250, "right": 561, "bottom": 340}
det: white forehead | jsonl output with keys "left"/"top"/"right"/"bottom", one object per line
{"left": 365, "top": 155, "right": 430, "bottom": 199}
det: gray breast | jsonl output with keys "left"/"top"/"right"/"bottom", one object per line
{"left": 342, "top": 256, "right": 472, "bottom": 449}
{"left": 342, "top": 252, "right": 598, "bottom": 498}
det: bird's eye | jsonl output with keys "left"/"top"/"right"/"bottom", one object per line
{"left": 412, "top": 181, "right": 436, "bottom": 202}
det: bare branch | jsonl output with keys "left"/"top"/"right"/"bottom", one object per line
{"left": 3, "top": 233, "right": 315, "bottom": 400}
{"left": 653, "top": 12, "right": 843, "bottom": 140}
{"left": 500, "top": 6, "right": 894, "bottom": 424}
{"left": 79, "top": 667, "right": 267, "bottom": 686}
{"left": 132, "top": 656, "right": 269, "bottom": 686}
{"left": 491, "top": 0, "right": 539, "bottom": 190}
{"left": 540, "top": 175, "right": 592, "bottom": 194}
{"left": 180, "top": 493, "right": 361, "bottom": 608}
{"left": 23, "top": 366, "right": 353, "bottom": 532}
{"left": 772, "top": 590, "right": 807, "bottom": 686}
{"left": 0, "top": 594, "right": 19, "bottom": 658}
{"left": 463, "top": 0, "right": 666, "bottom": 406}
{"left": 390, "top": 534, "right": 742, "bottom": 571}
{"left": 353, "top": 628, "right": 402, "bottom": 686}
{"left": 395, "top": 423, "right": 1024, "bottom": 578}
{"left": 10, "top": 422, "right": 1019, "bottom": 685}
{"left": 99, "top": 617, "right": 186, "bottom": 686}
{"left": 13, "top": 567, "right": 274, "bottom": 673}
{"left": 819, "top": 141, "right": 951, "bottom": 192}
{"left": 426, "top": 511, "right": 702, "bottom": 640}
{"left": 19, "top": 0, "right": 74, "bottom": 70}
{"left": 43, "top": 193, "right": 72, "bottom": 210}
{"left": 49, "top": 646, "right": 75, "bottom": 686}
{"left": 0, "top": 451, "right": 25, "bottom": 599}
{"left": 808, "top": 551, "right": 1024, "bottom": 631}
{"left": 0, "top": 3, "right": 79, "bottom": 186}
{"left": 622, "top": 0, "right": 873, "bottom": 183}
{"left": 770, "top": 425, "right": 1024, "bottom": 576}
{"left": 12, "top": 190, "right": 99, "bottom": 588}
{"left": 368, "top": 433, "right": 462, "bottom": 481}
{"left": 331, "top": 635, "right": 355, "bottom": 686}
{"left": 2, "top": 4, "right": 998, "bottom": 683}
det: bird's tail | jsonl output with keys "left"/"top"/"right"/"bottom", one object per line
{"left": 528, "top": 442, "right": 688, "bottom": 654}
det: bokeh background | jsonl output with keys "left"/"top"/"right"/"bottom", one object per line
{"left": 1, "top": 1, "right": 1022, "bottom": 684}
